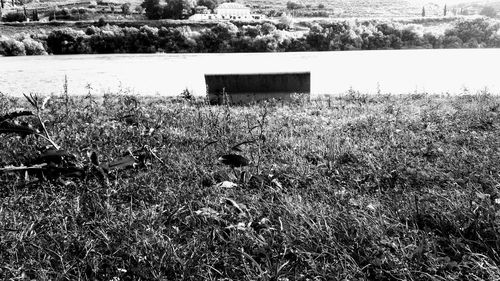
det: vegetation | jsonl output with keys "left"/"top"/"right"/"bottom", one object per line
{"left": 197, "top": 0, "right": 218, "bottom": 12}
{"left": 480, "top": 6, "right": 498, "bottom": 18}
{"left": 141, "top": 0, "right": 195, "bottom": 20}
{"left": 122, "top": 2, "right": 132, "bottom": 16}
{"left": 2, "top": 17, "right": 500, "bottom": 56}
{"left": 1, "top": 11, "right": 28, "bottom": 22}
{"left": 1, "top": 0, "right": 496, "bottom": 22}
{"left": 249, "top": 0, "right": 444, "bottom": 18}
{"left": 0, "top": 90, "right": 499, "bottom": 279}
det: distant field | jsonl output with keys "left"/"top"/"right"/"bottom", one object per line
{"left": 249, "top": 0, "right": 444, "bottom": 17}
{"left": 6, "top": 0, "right": 447, "bottom": 18}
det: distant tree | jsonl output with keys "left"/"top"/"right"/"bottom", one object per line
{"left": 197, "top": 22, "right": 237, "bottom": 51}
{"left": 135, "top": 5, "right": 144, "bottom": 14}
{"left": 163, "top": 0, "right": 194, "bottom": 19}
{"left": 286, "top": 1, "right": 303, "bottom": 10}
{"left": 122, "top": 3, "right": 131, "bottom": 15}
{"left": 444, "top": 4, "right": 447, "bottom": 16}
{"left": 422, "top": 6, "right": 425, "bottom": 17}
{"left": 0, "top": 38, "right": 26, "bottom": 56}
{"left": 318, "top": 3, "right": 325, "bottom": 9}
{"left": 446, "top": 18, "right": 497, "bottom": 43}
{"left": 279, "top": 14, "right": 294, "bottom": 29}
{"left": 480, "top": 6, "right": 497, "bottom": 18}
{"left": 261, "top": 22, "right": 276, "bottom": 34}
{"left": 97, "top": 17, "right": 106, "bottom": 26}
{"left": 243, "top": 25, "right": 260, "bottom": 37}
{"left": 1, "top": 0, "right": 4, "bottom": 9}
{"left": 195, "top": 5, "right": 209, "bottom": 14}
{"left": 197, "top": 0, "right": 217, "bottom": 11}
{"left": 141, "top": 0, "right": 163, "bottom": 20}
{"left": 32, "top": 9, "right": 39, "bottom": 21}
{"left": 442, "top": 35, "right": 462, "bottom": 48}
{"left": 2, "top": 12, "right": 27, "bottom": 22}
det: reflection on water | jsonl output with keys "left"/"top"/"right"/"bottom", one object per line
{"left": 1, "top": 49, "right": 500, "bottom": 96}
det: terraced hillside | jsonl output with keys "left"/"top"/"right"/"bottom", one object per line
{"left": 250, "top": 0, "right": 444, "bottom": 17}
{"left": 4, "top": 0, "right": 447, "bottom": 18}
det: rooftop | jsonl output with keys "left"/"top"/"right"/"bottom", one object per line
{"left": 216, "top": 3, "right": 249, "bottom": 10}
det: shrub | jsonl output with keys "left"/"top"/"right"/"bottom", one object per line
{"left": 197, "top": 0, "right": 217, "bottom": 11}
{"left": 243, "top": 25, "right": 261, "bottom": 37}
{"left": 141, "top": 0, "right": 163, "bottom": 19}
{"left": 87, "top": 25, "right": 128, "bottom": 53}
{"left": 22, "top": 38, "right": 47, "bottom": 55}
{"left": 97, "top": 17, "right": 107, "bottom": 26}
{"left": 442, "top": 35, "right": 463, "bottom": 48}
{"left": 4, "top": 18, "right": 500, "bottom": 55}
{"left": 286, "top": 1, "right": 304, "bottom": 10}
{"left": 251, "top": 34, "right": 280, "bottom": 51}
{"left": 480, "top": 6, "right": 497, "bottom": 18}
{"left": 261, "top": 22, "right": 277, "bottom": 35}
{"left": 445, "top": 18, "right": 499, "bottom": 44}
{"left": 2, "top": 12, "right": 27, "bottom": 22}
{"left": 158, "top": 27, "right": 194, "bottom": 52}
{"left": 47, "top": 28, "right": 90, "bottom": 54}
{"left": 0, "top": 38, "right": 26, "bottom": 56}
{"left": 162, "top": 0, "right": 195, "bottom": 19}
{"left": 49, "top": 8, "right": 72, "bottom": 21}
{"left": 135, "top": 6, "right": 144, "bottom": 14}
{"left": 122, "top": 3, "right": 131, "bottom": 15}
{"left": 277, "top": 15, "right": 294, "bottom": 30}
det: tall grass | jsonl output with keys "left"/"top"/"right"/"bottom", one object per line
{"left": 0, "top": 92, "right": 499, "bottom": 279}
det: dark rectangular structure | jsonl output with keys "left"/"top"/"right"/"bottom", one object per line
{"left": 205, "top": 72, "right": 310, "bottom": 104}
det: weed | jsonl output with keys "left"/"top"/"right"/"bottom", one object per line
{"left": 0, "top": 92, "right": 499, "bottom": 279}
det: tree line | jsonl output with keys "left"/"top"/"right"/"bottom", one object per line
{"left": 1, "top": 18, "right": 499, "bottom": 56}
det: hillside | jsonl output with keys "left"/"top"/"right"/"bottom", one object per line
{"left": 448, "top": 0, "right": 500, "bottom": 15}
{"left": 3, "top": 0, "right": 448, "bottom": 18}
{"left": 250, "top": 0, "right": 444, "bottom": 18}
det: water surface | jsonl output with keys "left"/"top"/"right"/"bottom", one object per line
{"left": 1, "top": 49, "right": 499, "bottom": 96}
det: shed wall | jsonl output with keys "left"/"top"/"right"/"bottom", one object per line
{"left": 205, "top": 72, "right": 310, "bottom": 104}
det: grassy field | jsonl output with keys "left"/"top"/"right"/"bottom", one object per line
{"left": 4, "top": 0, "right": 447, "bottom": 18}
{"left": 250, "top": 0, "right": 444, "bottom": 18}
{"left": 0, "top": 91, "right": 499, "bottom": 280}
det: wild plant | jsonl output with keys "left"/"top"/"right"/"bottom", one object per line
{"left": 1, "top": 93, "right": 499, "bottom": 280}
{"left": 23, "top": 93, "right": 60, "bottom": 149}
{"left": 0, "top": 93, "right": 162, "bottom": 183}
{"left": 245, "top": 103, "right": 270, "bottom": 175}
{"left": 63, "top": 74, "right": 70, "bottom": 117}
{"left": 82, "top": 83, "right": 98, "bottom": 122}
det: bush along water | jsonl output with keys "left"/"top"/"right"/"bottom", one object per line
{"left": 1, "top": 17, "right": 500, "bottom": 56}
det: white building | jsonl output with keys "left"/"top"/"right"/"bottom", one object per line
{"left": 189, "top": 2, "right": 264, "bottom": 20}
{"left": 215, "top": 2, "right": 251, "bottom": 19}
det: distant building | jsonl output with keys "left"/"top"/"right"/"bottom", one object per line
{"left": 215, "top": 2, "right": 250, "bottom": 19}
{"left": 189, "top": 2, "right": 264, "bottom": 20}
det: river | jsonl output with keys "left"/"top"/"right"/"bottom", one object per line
{"left": 1, "top": 49, "right": 499, "bottom": 97}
